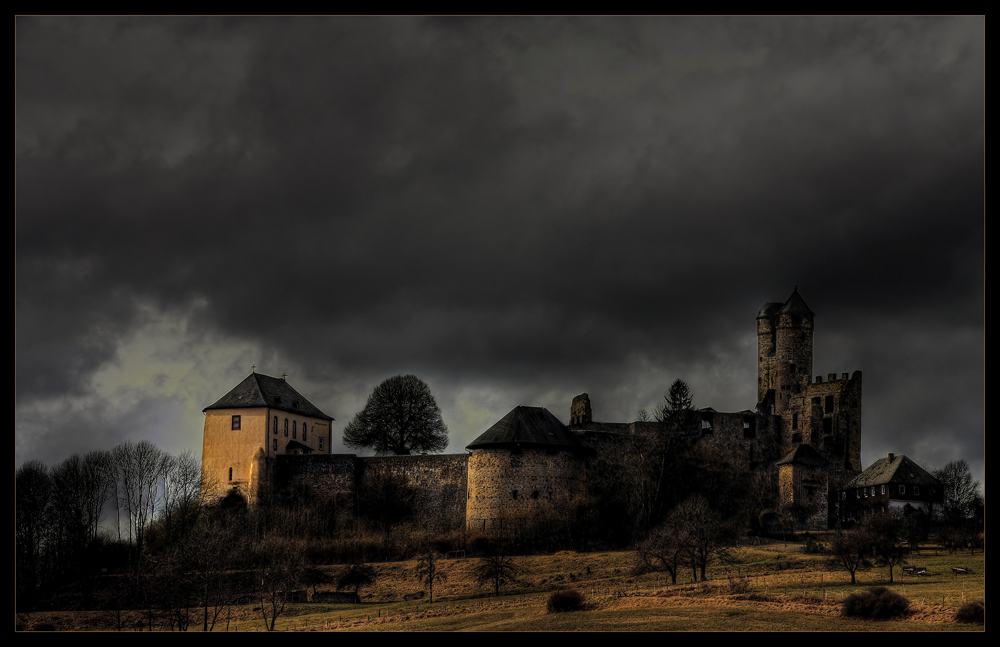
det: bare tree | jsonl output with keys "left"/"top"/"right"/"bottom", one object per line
{"left": 472, "top": 542, "right": 521, "bottom": 596}
{"left": 670, "top": 495, "right": 734, "bottom": 582}
{"left": 862, "top": 510, "right": 908, "bottom": 583}
{"left": 113, "top": 440, "right": 168, "bottom": 561}
{"left": 158, "top": 450, "right": 203, "bottom": 546}
{"left": 414, "top": 549, "right": 448, "bottom": 603}
{"left": 828, "top": 527, "right": 872, "bottom": 584}
{"left": 932, "top": 459, "right": 983, "bottom": 524}
{"left": 252, "top": 536, "right": 306, "bottom": 631}
{"left": 344, "top": 375, "right": 448, "bottom": 455}
{"left": 336, "top": 563, "right": 377, "bottom": 599}
{"left": 16, "top": 460, "right": 52, "bottom": 605}
{"left": 633, "top": 520, "right": 687, "bottom": 585}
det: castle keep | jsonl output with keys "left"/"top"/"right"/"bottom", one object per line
{"left": 201, "top": 288, "right": 861, "bottom": 531}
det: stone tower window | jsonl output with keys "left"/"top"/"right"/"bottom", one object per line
{"left": 232, "top": 415, "right": 241, "bottom": 430}
{"left": 792, "top": 413, "right": 798, "bottom": 430}
{"left": 512, "top": 490, "right": 518, "bottom": 500}
{"left": 228, "top": 467, "right": 233, "bottom": 481}
{"left": 825, "top": 396, "right": 834, "bottom": 413}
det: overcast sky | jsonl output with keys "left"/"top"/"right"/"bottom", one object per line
{"left": 16, "top": 17, "right": 983, "bottom": 488}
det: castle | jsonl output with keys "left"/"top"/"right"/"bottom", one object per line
{"left": 201, "top": 288, "right": 861, "bottom": 532}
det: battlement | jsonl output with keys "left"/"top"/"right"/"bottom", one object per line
{"left": 807, "top": 371, "right": 858, "bottom": 385}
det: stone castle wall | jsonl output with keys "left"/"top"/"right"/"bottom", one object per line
{"left": 465, "top": 448, "right": 586, "bottom": 534}
{"left": 362, "top": 454, "right": 469, "bottom": 533}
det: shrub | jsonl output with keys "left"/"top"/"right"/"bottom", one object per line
{"left": 546, "top": 589, "right": 585, "bottom": 613}
{"left": 953, "top": 601, "right": 985, "bottom": 624}
{"left": 842, "top": 586, "right": 910, "bottom": 620}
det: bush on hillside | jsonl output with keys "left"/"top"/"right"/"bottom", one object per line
{"left": 546, "top": 589, "right": 585, "bottom": 613}
{"left": 841, "top": 586, "right": 910, "bottom": 620}
{"left": 953, "top": 601, "right": 984, "bottom": 624}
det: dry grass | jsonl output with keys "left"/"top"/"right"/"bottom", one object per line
{"left": 16, "top": 539, "right": 984, "bottom": 631}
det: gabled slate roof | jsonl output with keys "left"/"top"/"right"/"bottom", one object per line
{"left": 776, "top": 443, "right": 829, "bottom": 467}
{"left": 466, "top": 406, "right": 594, "bottom": 454}
{"left": 203, "top": 373, "right": 334, "bottom": 421}
{"left": 844, "top": 454, "right": 940, "bottom": 489}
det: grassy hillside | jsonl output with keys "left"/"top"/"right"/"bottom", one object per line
{"left": 16, "top": 539, "right": 984, "bottom": 631}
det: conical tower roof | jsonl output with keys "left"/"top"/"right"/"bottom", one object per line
{"left": 779, "top": 288, "right": 815, "bottom": 318}
{"left": 466, "top": 406, "right": 594, "bottom": 454}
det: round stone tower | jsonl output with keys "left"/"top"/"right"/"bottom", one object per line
{"left": 465, "top": 406, "right": 594, "bottom": 535}
{"left": 758, "top": 288, "right": 814, "bottom": 413}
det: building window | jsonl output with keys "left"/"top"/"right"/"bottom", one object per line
{"left": 232, "top": 415, "right": 241, "bottom": 430}
{"left": 228, "top": 467, "right": 233, "bottom": 481}
{"left": 302, "top": 424, "right": 307, "bottom": 442}
{"left": 825, "top": 395, "right": 834, "bottom": 413}
{"left": 881, "top": 485, "right": 885, "bottom": 495}
{"left": 273, "top": 439, "right": 277, "bottom": 451}
{"left": 273, "top": 416, "right": 278, "bottom": 434}
{"left": 823, "top": 417, "right": 833, "bottom": 435}
{"left": 284, "top": 418, "right": 289, "bottom": 437}
{"left": 899, "top": 485, "right": 905, "bottom": 495}
{"left": 792, "top": 413, "right": 798, "bottom": 430}
{"left": 871, "top": 487, "right": 876, "bottom": 497}
{"left": 914, "top": 486, "right": 920, "bottom": 495}
{"left": 319, "top": 437, "right": 324, "bottom": 451}
{"left": 292, "top": 420, "right": 297, "bottom": 439}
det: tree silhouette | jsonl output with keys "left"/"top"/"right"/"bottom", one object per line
{"left": 344, "top": 375, "right": 448, "bottom": 455}
{"left": 414, "top": 549, "right": 448, "bottom": 603}
{"left": 472, "top": 545, "right": 521, "bottom": 595}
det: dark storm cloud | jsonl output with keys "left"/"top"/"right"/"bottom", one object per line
{"left": 17, "top": 17, "right": 982, "bottom": 482}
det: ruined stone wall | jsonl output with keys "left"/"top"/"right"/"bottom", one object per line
{"left": 697, "top": 411, "right": 782, "bottom": 471}
{"left": 361, "top": 454, "right": 469, "bottom": 533}
{"left": 570, "top": 393, "right": 593, "bottom": 425}
{"left": 782, "top": 371, "right": 862, "bottom": 476}
{"left": 466, "top": 448, "right": 586, "bottom": 533}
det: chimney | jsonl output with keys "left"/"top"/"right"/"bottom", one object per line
{"left": 887, "top": 452, "right": 895, "bottom": 463}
